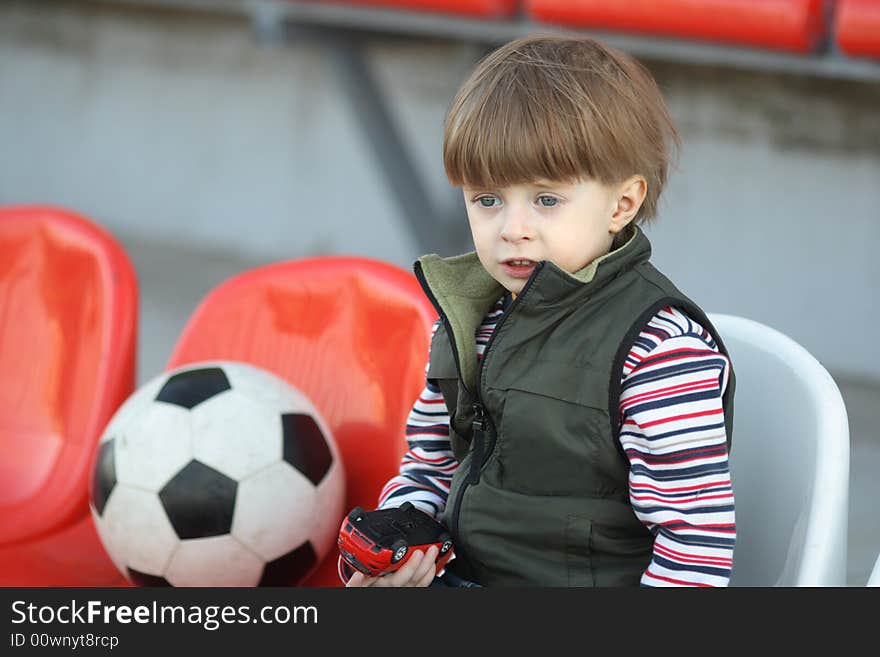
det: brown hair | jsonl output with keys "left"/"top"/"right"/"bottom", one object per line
{"left": 443, "top": 35, "right": 680, "bottom": 222}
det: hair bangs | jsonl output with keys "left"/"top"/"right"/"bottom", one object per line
{"left": 444, "top": 68, "right": 593, "bottom": 190}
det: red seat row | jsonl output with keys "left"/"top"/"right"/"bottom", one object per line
{"left": 836, "top": 0, "right": 880, "bottom": 58}
{"left": 331, "top": 0, "right": 519, "bottom": 18}
{"left": 527, "top": 0, "right": 828, "bottom": 54}
{"left": 322, "top": 0, "right": 880, "bottom": 59}
{"left": 0, "top": 205, "right": 436, "bottom": 587}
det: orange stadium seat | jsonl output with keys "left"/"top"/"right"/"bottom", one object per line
{"left": 835, "top": 0, "right": 880, "bottom": 58}
{"left": 526, "top": 0, "right": 828, "bottom": 54}
{"left": 166, "top": 256, "right": 438, "bottom": 586}
{"left": 0, "top": 205, "right": 137, "bottom": 585}
{"left": 323, "top": 0, "right": 519, "bottom": 18}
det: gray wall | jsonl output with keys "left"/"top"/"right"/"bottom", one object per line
{"left": 2, "top": 1, "right": 879, "bottom": 382}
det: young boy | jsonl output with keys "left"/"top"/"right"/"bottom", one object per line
{"left": 344, "top": 35, "right": 735, "bottom": 587}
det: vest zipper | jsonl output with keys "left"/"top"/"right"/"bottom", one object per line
{"left": 468, "top": 263, "right": 543, "bottom": 488}
{"left": 468, "top": 403, "right": 487, "bottom": 485}
{"left": 413, "top": 261, "right": 545, "bottom": 540}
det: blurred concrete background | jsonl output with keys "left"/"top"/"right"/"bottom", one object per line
{"left": 2, "top": 0, "right": 878, "bottom": 584}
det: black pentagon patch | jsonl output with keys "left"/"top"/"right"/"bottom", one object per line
{"left": 156, "top": 367, "right": 231, "bottom": 409}
{"left": 159, "top": 460, "right": 236, "bottom": 540}
{"left": 127, "top": 568, "right": 171, "bottom": 587}
{"left": 282, "top": 414, "right": 332, "bottom": 485}
{"left": 91, "top": 439, "right": 116, "bottom": 516}
{"left": 258, "top": 542, "right": 317, "bottom": 586}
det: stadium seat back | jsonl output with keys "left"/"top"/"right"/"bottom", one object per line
{"left": 0, "top": 205, "right": 137, "bottom": 547}
{"left": 709, "top": 313, "right": 849, "bottom": 586}
{"left": 167, "top": 256, "right": 437, "bottom": 585}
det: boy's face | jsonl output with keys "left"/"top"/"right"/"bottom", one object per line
{"left": 463, "top": 178, "right": 631, "bottom": 296}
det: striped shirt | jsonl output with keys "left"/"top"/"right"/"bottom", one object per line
{"left": 366, "top": 301, "right": 735, "bottom": 587}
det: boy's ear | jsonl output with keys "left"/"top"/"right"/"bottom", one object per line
{"left": 610, "top": 175, "right": 647, "bottom": 233}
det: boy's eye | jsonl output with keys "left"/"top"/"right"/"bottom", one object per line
{"left": 477, "top": 196, "right": 500, "bottom": 208}
{"left": 537, "top": 195, "right": 558, "bottom": 207}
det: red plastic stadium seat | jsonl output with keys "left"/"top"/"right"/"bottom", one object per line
{"left": 0, "top": 205, "right": 137, "bottom": 585}
{"left": 166, "top": 256, "right": 438, "bottom": 586}
{"left": 836, "top": 0, "right": 880, "bottom": 58}
{"left": 321, "top": 0, "right": 518, "bottom": 18}
{"left": 527, "top": 0, "right": 828, "bottom": 54}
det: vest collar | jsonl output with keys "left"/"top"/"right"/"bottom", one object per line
{"left": 525, "top": 224, "right": 649, "bottom": 306}
{"left": 415, "top": 225, "right": 651, "bottom": 390}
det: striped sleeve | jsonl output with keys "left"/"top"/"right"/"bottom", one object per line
{"left": 375, "top": 298, "right": 505, "bottom": 517}
{"left": 339, "top": 305, "right": 508, "bottom": 582}
{"left": 339, "top": 320, "right": 456, "bottom": 583}
{"left": 376, "top": 319, "right": 456, "bottom": 517}
{"left": 339, "top": 372, "right": 456, "bottom": 584}
{"left": 619, "top": 306, "right": 736, "bottom": 587}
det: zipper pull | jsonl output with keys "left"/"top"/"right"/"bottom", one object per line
{"left": 472, "top": 403, "right": 487, "bottom": 433}
{"left": 469, "top": 403, "right": 487, "bottom": 484}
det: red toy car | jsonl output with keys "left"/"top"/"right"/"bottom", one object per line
{"left": 337, "top": 502, "right": 454, "bottom": 578}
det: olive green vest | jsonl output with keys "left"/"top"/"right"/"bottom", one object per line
{"left": 413, "top": 226, "right": 735, "bottom": 586}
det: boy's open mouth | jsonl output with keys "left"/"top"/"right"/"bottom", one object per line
{"left": 500, "top": 258, "right": 537, "bottom": 279}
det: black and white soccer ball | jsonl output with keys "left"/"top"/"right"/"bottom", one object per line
{"left": 89, "top": 361, "right": 345, "bottom": 586}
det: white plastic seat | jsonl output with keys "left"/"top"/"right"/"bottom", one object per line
{"left": 868, "top": 552, "right": 880, "bottom": 587}
{"left": 707, "top": 313, "right": 850, "bottom": 586}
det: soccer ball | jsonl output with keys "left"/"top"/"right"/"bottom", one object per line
{"left": 89, "top": 361, "right": 345, "bottom": 587}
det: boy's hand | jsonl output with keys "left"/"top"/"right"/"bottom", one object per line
{"left": 345, "top": 545, "right": 439, "bottom": 587}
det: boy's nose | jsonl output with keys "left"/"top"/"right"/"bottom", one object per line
{"left": 499, "top": 207, "right": 533, "bottom": 243}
